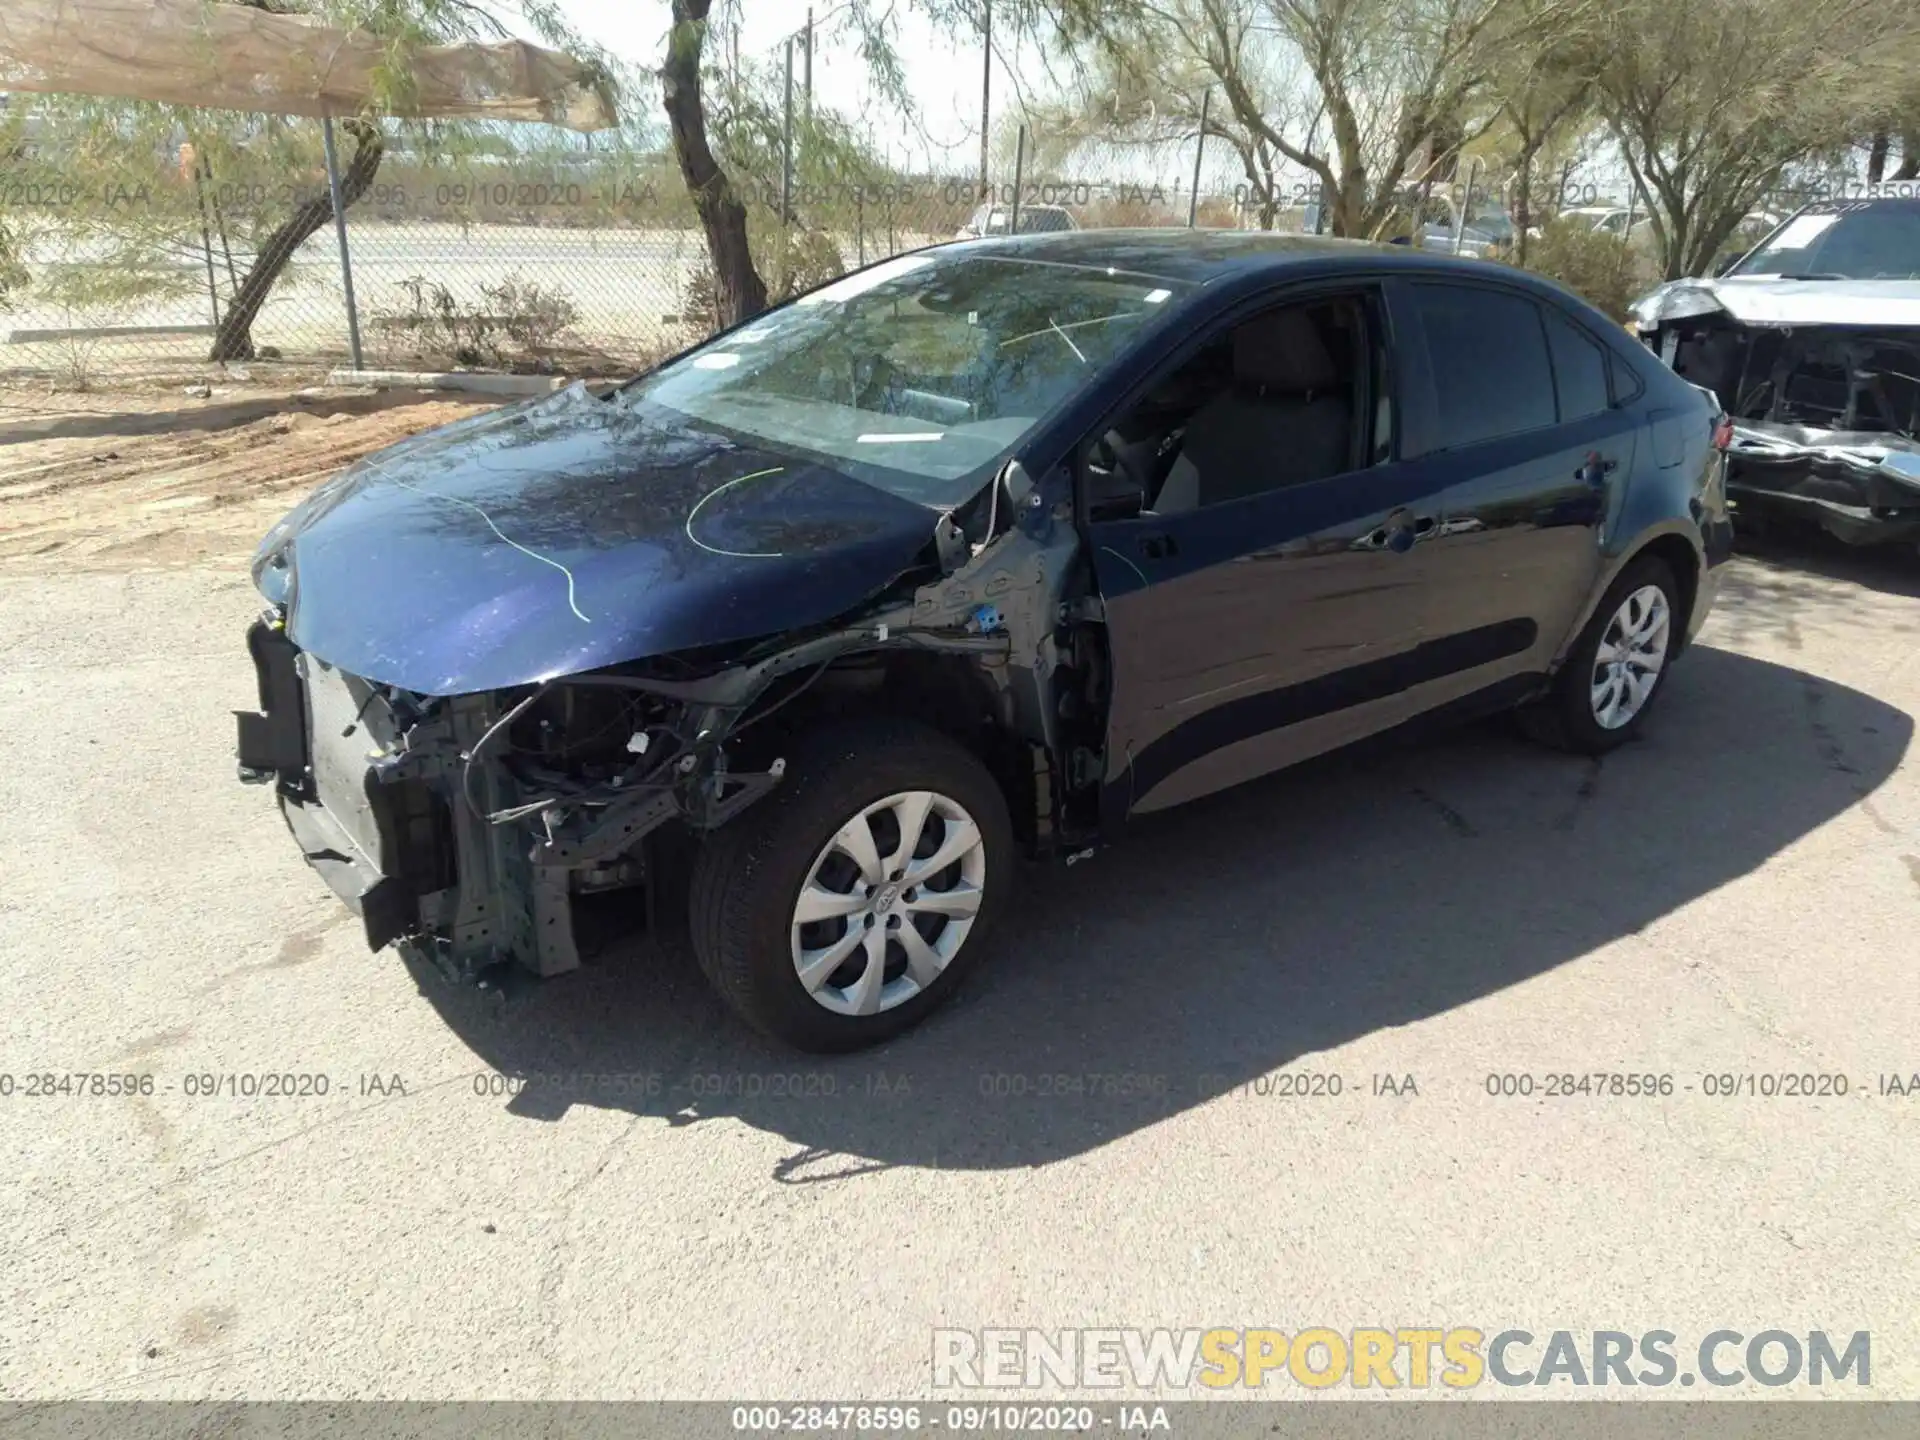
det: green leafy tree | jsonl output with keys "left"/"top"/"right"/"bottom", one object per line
{"left": 1018, "top": 0, "right": 1593, "bottom": 240}
{"left": 1592, "top": 0, "right": 1917, "bottom": 279}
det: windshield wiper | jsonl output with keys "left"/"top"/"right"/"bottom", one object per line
{"left": 1773, "top": 272, "right": 1849, "bottom": 280}
{"left": 1047, "top": 317, "right": 1087, "bottom": 364}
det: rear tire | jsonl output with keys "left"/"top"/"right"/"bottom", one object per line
{"left": 1521, "top": 554, "right": 1682, "bottom": 755}
{"left": 689, "top": 717, "right": 1014, "bottom": 1051}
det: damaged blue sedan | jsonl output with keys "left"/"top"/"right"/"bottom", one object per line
{"left": 237, "top": 231, "right": 1732, "bottom": 1050}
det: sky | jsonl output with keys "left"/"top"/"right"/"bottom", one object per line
{"left": 533, "top": 1, "right": 1247, "bottom": 192}
{"left": 543, "top": 0, "right": 1013, "bottom": 163}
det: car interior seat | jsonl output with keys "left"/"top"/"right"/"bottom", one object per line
{"left": 1152, "top": 306, "right": 1354, "bottom": 513}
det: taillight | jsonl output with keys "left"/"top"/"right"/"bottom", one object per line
{"left": 1712, "top": 415, "right": 1734, "bottom": 451}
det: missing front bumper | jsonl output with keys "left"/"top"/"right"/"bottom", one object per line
{"left": 235, "top": 616, "right": 478, "bottom": 962}
{"left": 234, "top": 617, "right": 783, "bottom": 985}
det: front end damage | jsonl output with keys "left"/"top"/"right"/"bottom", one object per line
{"left": 236, "top": 620, "right": 792, "bottom": 981}
{"left": 234, "top": 466, "right": 1104, "bottom": 985}
{"left": 1632, "top": 282, "right": 1920, "bottom": 544}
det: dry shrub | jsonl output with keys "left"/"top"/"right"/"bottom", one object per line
{"left": 1519, "top": 221, "right": 1656, "bottom": 323}
{"left": 373, "top": 271, "right": 580, "bottom": 371}
{"left": 680, "top": 226, "right": 846, "bottom": 337}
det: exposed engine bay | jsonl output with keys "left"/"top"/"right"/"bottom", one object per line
{"left": 1661, "top": 322, "right": 1920, "bottom": 438}
{"left": 235, "top": 460, "right": 1113, "bottom": 985}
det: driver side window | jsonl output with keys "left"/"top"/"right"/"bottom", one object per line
{"left": 1092, "top": 292, "right": 1386, "bottom": 518}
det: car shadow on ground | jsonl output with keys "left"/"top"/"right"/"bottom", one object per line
{"left": 1728, "top": 514, "right": 1920, "bottom": 601}
{"left": 1708, "top": 523, "right": 1920, "bottom": 655}
{"left": 407, "top": 644, "right": 1910, "bottom": 1176}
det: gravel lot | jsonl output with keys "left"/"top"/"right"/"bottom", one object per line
{"left": 1, "top": 498, "right": 1917, "bottom": 1399}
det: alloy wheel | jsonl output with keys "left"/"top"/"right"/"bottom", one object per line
{"left": 1590, "top": 583, "right": 1671, "bottom": 730}
{"left": 789, "top": 790, "right": 987, "bottom": 1016}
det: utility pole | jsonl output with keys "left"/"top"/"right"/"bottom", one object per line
{"left": 1010, "top": 124, "right": 1027, "bottom": 233}
{"left": 979, "top": 0, "right": 992, "bottom": 199}
{"left": 803, "top": 8, "right": 814, "bottom": 136}
{"left": 782, "top": 38, "right": 794, "bottom": 229}
{"left": 1187, "top": 89, "right": 1211, "bottom": 228}
{"left": 319, "top": 113, "right": 363, "bottom": 371}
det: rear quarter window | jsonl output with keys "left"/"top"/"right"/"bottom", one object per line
{"left": 1542, "top": 309, "right": 1612, "bottom": 421}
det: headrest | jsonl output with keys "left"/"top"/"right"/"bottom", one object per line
{"left": 1233, "top": 308, "right": 1339, "bottom": 393}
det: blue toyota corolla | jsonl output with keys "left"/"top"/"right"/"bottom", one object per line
{"left": 236, "top": 230, "right": 1733, "bottom": 1050}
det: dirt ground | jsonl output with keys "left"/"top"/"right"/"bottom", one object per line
{"left": 0, "top": 383, "right": 495, "bottom": 572}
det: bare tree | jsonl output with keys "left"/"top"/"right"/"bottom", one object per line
{"left": 1899, "top": 135, "right": 1920, "bottom": 184}
{"left": 1488, "top": 0, "right": 1599, "bottom": 264}
{"left": 1257, "top": 0, "right": 1530, "bottom": 237}
{"left": 1877, "top": 81, "right": 1920, "bottom": 183}
{"left": 1026, "top": 1, "right": 1312, "bottom": 227}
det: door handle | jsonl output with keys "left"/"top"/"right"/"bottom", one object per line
{"left": 1138, "top": 532, "right": 1178, "bottom": 560}
{"left": 1577, "top": 452, "right": 1620, "bottom": 485}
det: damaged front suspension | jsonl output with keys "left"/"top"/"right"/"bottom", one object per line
{"left": 373, "top": 623, "right": 1010, "bottom": 984}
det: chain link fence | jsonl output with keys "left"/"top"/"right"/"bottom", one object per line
{"left": 0, "top": 115, "right": 1648, "bottom": 393}
{"left": 2, "top": 117, "right": 358, "bottom": 387}
{"left": 1, "top": 112, "right": 704, "bottom": 387}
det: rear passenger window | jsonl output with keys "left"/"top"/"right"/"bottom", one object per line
{"left": 1412, "top": 283, "right": 1555, "bottom": 449}
{"left": 1543, "top": 309, "right": 1611, "bottom": 420}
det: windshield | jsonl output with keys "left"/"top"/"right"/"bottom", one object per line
{"left": 622, "top": 251, "right": 1187, "bottom": 505}
{"left": 1729, "top": 199, "right": 1920, "bottom": 279}
{"left": 1464, "top": 208, "right": 1515, "bottom": 240}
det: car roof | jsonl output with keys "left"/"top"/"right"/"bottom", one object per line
{"left": 937, "top": 227, "right": 1537, "bottom": 286}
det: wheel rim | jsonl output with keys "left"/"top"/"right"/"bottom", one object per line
{"left": 1590, "top": 584, "right": 1671, "bottom": 730}
{"left": 789, "top": 789, "right": 988, "bottom": 1017}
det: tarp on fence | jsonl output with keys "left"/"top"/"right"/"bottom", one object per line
{"left": 0, "top": 0, "right": 614, "bottom": 130}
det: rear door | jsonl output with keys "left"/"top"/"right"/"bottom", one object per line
{"left": 1390, "top": 281, "right": 1633, "bottom": 713}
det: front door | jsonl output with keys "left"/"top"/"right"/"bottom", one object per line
{"left": 1085, "top": 289, "right": 1450, "bottom": 821}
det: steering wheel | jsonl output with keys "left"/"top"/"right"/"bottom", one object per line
{"left": 1084, "top": 429, "right": 1146, "bottom": 519}
{"left": 1091, "top": 428, "right": 1137, "bottom": 482}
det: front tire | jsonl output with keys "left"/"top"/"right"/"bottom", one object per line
{"left": 1522, "top": 554, "right": 1682, "bottom": 755}
{"left": 689, "top": 717, "right": 1014, "bottom": 1051}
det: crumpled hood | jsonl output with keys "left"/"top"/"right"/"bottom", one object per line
{"left": 255, "top": 383, "right": 941, "bottom": 695}
{"left": 1632, "top": 276, "right": 1920, "bottom": 329}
